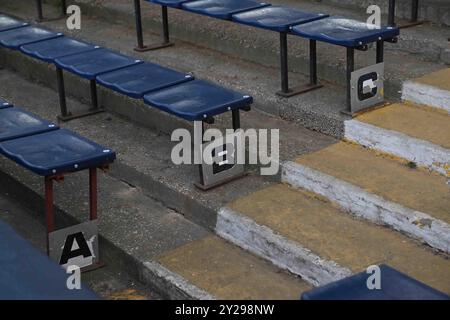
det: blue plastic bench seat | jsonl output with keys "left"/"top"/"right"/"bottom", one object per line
{"left": 0, "top": 129, "right": 116, "bottom": 176}
{"left": 143, "top": 79, "right": 253, "bottom": 121}
{"left": 96, "top": 62, "right": 194, "bottom": 98}
{"left": 0, "top": 107, "right": 58, "bottom": 142}
{"left": 301, "top": 265, "right": 449, "bottom": 300}
{"left": 0, "top": 97, "right": 12, "bottom": 109}
{"left": 149, "top": 0, "right": 196, "bottom": 9}
{"left": 54, "top": 48, "right": 143, "bottom": 80}
{"left": 0, "top": 14, "right": 28, "bottom": 32}
{"left": 291, "top": 17, "right": 399, "bottom": 47}
{"left": 0, "top": 26, "right": 62, "bottom": 50}
{"left": 20, "top": 36, "right": 98, "bottom": 63}
{"left": 232, "top": 6, "right": 328, "bottom": 32}
{"left": 182, "top": 0, "right": 270, "bottom": 20}
{"left": 0, "top": 220, "right": 98, "bottom": 300}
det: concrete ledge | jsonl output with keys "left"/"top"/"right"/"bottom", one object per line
{"left": 282, "top": 161, "right": 450, "bottom": 253}
{"left": 344, "top": 119, "right": 450, "bottom": 176}
{"left": 140, "top": 262, "right": 216, "bottom": 300}
{"left": 402, "top": 81, "right": 450, "bottom": 113}
{"left": 216, "top": 207, "right": 352, "bottom": 287}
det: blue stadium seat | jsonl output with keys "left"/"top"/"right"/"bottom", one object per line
{"left": 0, "top": 14, "right": 28, "bottom": 32}
{"left": 20, "top": 36, "right": 99, "bottom": 63}
{"left": 232, "top": 6, "right": 328, "bottom": 32}
{"left": 0, "top": 107, "right": 58, "bottom": 142}
{"left": 149, "top": 0, "right": 196, "bottom": 9}
{"left": 143, "top": 79, "right": 252, "bottom": 121}
{"left": 54, "top": 48, "right": 143, "bottom": 80}
{"left": 96, "top": 62, "right": 194, "bottom": 99}
{"left": 0, "top": 129, "right": 116, "bottom": 176}
{"left": 0, "top": 97, "right": 12, "bottom": 109}
{"left": 0, "top": 25, "right": 62, "bottom": 50}
{"left": 181, "top": 0, "right": 270, "bottom": 20}
{"left": 0, "top": 220, "right": 98, "bottom": 300}
{"left": 301, "top": 265, "right": 449, "bottom": 300}
{"left": 290, "top": 17, "right": 399, "bottom": 48}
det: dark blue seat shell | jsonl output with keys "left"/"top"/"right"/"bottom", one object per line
{"left": 0, "top": 97, "right": 12, "bottom": 109}
{"left": 232, "top": 6, "right": 328, "bottom": 32}
{"left": 301, "top": 264, "right": 449, "bottom": 300}
{"left": 290, "top": 17, "right": 399, "bottom": 47}
{"left": 96, "top": 62, "right": 194, "bottom": 98}
{"left": 20, "top": 36, "right": 98, "bottom": 63}
{"left": 0, "top": 26, "right": 62, "bottom": 50}
{"left": 0, "top": 129, "right": 116, "bottom": 176}
{"left": 0, "top": 107, "right": 58, "bottom": 142}
{"left": 0, "top": 14, "right": 28, "bottom": 32}
{"left": 149, "top": 0, "right": 196, "bottom": 9}
{"left": 143, "top": 79, "right": 253, "bottom": 121}
{"left": 0, "top": 220, "right": 99, "bottom": 300}
{"left": 54, "top": 48, "right": 143, "bottom": 80}
{"left": 182, "top": 0, "right": 270, "bottom": 20}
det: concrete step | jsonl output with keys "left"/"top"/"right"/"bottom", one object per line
{"left": 0, "top": 144, "right": 310, "bottom": 300}
{"left": 314, "top": 0, "right": 450, "bottom": 27}
{"left": 345, "top": 102, "right": 450, "bottom": 175}
{"left": 402, "top": 68, "right": 450, "bottom": 113}
{"left": 219, "top": 184, "right": 450, "bottom": 293}
{"left": 282, "top": 142, "right": 450, "bottom": 253}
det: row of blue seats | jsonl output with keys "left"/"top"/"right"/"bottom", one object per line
{"left": 0, "top": 13, "right": 252, "bottom": 189}
{"left": 0, "top": 13, "right": 252, "bottom": 122}
{"left": 134, "top": 0, "right": 399, "bottom": 109}
{"left": 0, "top": 97, "right": 115, "bottom": 252}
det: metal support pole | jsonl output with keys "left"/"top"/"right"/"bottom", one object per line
{"left": 309, "top": 40, "right": 318, "bottom": 86}
{"left": 90, "top": 80, "right": 98, "bottom": 110}
{"left": 411, "top": 0, "right": 419, "bottom": 22}
{"left": 279, "top": 32, "right": 289, "bottom": 94}
{"left": 388, "top": 0, "right": 396, "bottom": 26}
{"left": 346, "top": 47, "right": 355, "bottom": 112}
{"left": 56, "top": 67, "right": 69, "bottom": 118}
{"left": 36, "top": 0, "right": 44, "bottom": 21}
{"left": 45, "top": 176, "right": 54, "bottom": 254}
{"left": 134, "top": 0, "right": 145, "bottom": 50}
{"left": 162, "top": 6, "right": 170, "bottom": 44}
{"left": 89, "top": 168, "right": 97, "bottom": 221}
{"left": 198, "top": 121, "right": 205, "bottom": 186}
{"left": 232, "top": 109, "right": 241, "bottom": 130}
{"left": 376, "top": 40, "right": 384, "bottom": 64}
{"left": 61, "top": 0, "right": 67, "bottom": 16}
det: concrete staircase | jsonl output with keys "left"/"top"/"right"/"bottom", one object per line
{"left": 218, "top": 68, "right": 450, "bottom": 294}
{"left": 0, "top": 0, "right": 448, "bottom": 299}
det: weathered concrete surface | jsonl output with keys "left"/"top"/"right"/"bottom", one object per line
{"left": 344, "top": 103, "right": 450, "bottom": 176}
{"left": 217, "top": 207, "right": 352, "bottom": 287}
{"left": 317, "top": 0, "right": 450, "bottom": 26}
{"left": 283, "top": 161, "right": 450, "bottom": 253}
{"left": 156, "top": 235, "right": 312, "bottom": 300}
{"left": 402, "top": 68, "right": 450, "bottom": 113}
{"left": 296, "top": 142, "right": 450, "bottom": 224}
{"left": 224, "top": 184, "right": 450, "bottom": 294}
{"left": 345, "top": 119, "right": 450, "bottom": 176}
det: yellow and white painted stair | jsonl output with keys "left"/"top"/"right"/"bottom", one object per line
{"left": 216, "top": 68, "right": 450, "bottom": 294}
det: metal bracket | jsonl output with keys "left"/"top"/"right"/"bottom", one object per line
{"left": 133, "top": 1, "right": 173, "bottom": 52}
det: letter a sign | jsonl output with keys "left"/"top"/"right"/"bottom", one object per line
{"left": 49, "top": 220, "right": 99, "bottom": 270}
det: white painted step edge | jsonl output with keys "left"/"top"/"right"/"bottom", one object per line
{"left": 344, "top": 119, "right": 450, "bottom": 176}
{"left": 402, "top": 81, "right": 450, "bottom": 113}
{"left": 141, "top": 261, "right": 216, "bottom": 300}
{"left": 282, "top": 161, "right": 450, "bottom": 254}
{"left": 216, "top": 207, "right": 352, "bottom": 287}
